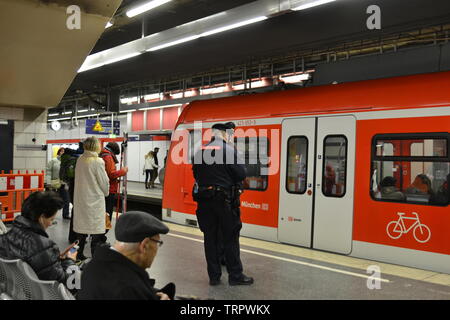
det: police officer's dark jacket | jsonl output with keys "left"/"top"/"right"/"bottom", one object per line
{"left": 193, "top": 137, "right": 246, "bottom": 188}
{"left": 77, "top": 245, "right": 160, "bottom": 300}
{"left": 0, "top": 215, "right": 75, "bottom": 284}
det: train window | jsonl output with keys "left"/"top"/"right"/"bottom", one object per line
{"left": 235, "top": 137, "right": 269, "bottom": 191}
{"left": 322, "top": 135, "right": 347, "bottom": 197}
{"left": 375, "top": 137, "right": 447, "bottom": 158}
{"left": 371, "top": 133, "right": 450, "bottom": 206}
{"left": 286, "top": 136, "right": 308, "bottom": 194}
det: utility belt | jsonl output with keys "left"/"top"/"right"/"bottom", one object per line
{"left": 193, "top": 184, "right": 242, "bottom": 207}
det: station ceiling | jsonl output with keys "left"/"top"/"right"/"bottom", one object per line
{"left": 67, "top": 0, "right": 450, "bottom": 96}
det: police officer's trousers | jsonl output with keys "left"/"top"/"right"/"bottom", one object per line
{"left": 196, "top": 195, "right": 244, "bottom": 281}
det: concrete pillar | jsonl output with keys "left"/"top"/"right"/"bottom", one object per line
{"left": 12, "top": 107, "right": 48, "bottom": 172}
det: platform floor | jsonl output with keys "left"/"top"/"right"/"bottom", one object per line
{"left": 46, "top": 213, "right": 450, "bottom": 300}
{"left": 126, "top": 181, "right": 162, "bottom": 204}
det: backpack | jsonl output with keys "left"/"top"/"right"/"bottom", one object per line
{"left": 59, "top": 153, "right": 78, "bottom": 182}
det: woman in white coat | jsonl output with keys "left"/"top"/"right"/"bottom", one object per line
{"left": 143, "top": 151, "right": 158, "bottom": 189}
{"left": 73, "top": 137, "right": 110, "bottom": 260}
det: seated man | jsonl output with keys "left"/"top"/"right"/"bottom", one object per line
{"left": 77, "top": 211, "right": 173, "bottom": 300}
{"left": 380, "top": 176, "right": 405, "bottom": 201}
{"left": 0, "top": 191, "right": 77, "bottom": 283}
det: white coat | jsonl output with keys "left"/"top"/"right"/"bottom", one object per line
{"left": 73, "top": 150, "right": 110, "bottom": 235}
{"left": 143, "top": 156, "right": 158, "bottom": 171}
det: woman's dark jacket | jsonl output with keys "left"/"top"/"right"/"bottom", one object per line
{"left": 0, "top": 215, "right": 75, "bottom": 284}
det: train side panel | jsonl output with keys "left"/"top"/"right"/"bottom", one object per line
{"left": 352, "top": 115, "right": 450, "bottom": 272}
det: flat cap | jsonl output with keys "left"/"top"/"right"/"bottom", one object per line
{"left": 115, "top": 211, "right": 169, "bottom": 243}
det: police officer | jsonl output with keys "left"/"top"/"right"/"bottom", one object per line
{"left": 192, "top": 122, "right": 254, "bottom": 286}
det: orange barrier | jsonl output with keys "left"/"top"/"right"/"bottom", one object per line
{"left": 0, "top": 170, "right": 44, "bottom": 222}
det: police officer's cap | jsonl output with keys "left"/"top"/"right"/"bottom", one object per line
{"left": 224, "top": 122, "right": 236, "bottom": 130}
{"left": 115, "top": 211, "right": 169, "bottom": 242}
{"left": 212, "top": 122, "right": 236, "bottom": 132}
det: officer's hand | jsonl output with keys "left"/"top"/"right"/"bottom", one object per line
{"left": 156, "top": 292, "right": 170, "bottom": 300}
{"left": 123, "top": 166, "right": 129, "bottom": 173}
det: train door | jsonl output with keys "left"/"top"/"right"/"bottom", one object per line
{"left": 278, "top": 118, "right": 316, "bottom": 247}
{"left": 278, "top": 116, "right": 356, "bottom": 255}
{"left": 313, "top": 116, "right": 355, "bottom": 254}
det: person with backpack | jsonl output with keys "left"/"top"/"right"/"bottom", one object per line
{"left": 59, "top": 141, "right": 84, "bottom": 243}
{"left": 99, "top": 142, "right": 128, "bottom": 243}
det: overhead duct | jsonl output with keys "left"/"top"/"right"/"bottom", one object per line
{"left": 77, "top": 0, "right": 320, "bottom": 73}
{"left": 0, "top": 0, "right": 122, "bottom": 108}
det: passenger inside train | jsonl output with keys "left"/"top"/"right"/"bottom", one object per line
{"left": 380, "top": 176, "right": 405, "bottom": 201}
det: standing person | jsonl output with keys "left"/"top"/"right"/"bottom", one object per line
{"left": 192, "top": 122, "right": 254, "bottom": 286}
{"left": 45, "top": 147, "right": 70, "bottom": 219}
{"left": 60, "top": 142, "right": 84, "bottom": 243}
{"left": 99, "top": 142, "right": 128, "bottom": 243}
{"left": 0, "top": 191, "right": 77, "bottom": 283}
{"left": 143, "top": 151, "right": 157, "bottom": 189}
{"left": 150, "top": 147, "right": 160, "bottom": 188}
{"left": 73, "top": 137, "right": 110, "bottom": 260}
{"left": 158, "top": 154, "right": 168, "bottom": 186}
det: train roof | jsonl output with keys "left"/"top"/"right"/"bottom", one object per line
{"left": 177, "top": 71, "right": 450, "bottom": 125}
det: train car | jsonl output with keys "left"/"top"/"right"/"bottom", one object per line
{"left": 162, "top": 71, "right": 450, "bottom": 274}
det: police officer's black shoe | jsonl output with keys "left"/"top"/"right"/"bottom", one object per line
{"left": 209, "top": 279, "right": 221, "bottom": 286}
{"left": 229, "top": 274, "right": 254, "bottom": 286}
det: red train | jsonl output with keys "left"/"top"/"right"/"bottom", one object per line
{"left": 162, "top": 71, "right": 450, "bottom": 274}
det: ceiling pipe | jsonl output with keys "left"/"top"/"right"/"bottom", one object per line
{"left": 77, "top": 0, "right": 318, "bottom": 73}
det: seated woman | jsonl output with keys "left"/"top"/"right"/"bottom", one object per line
{"left": 380, "top": 176, "right": 405, "bottom": 201}
{"left": 0, "top": 191, "right": 77, "bottom": 284}
{"left": 406, "top": 174, "right": 432, "bottom": 194}
{"left": 405, "top": 174, "right": 433, "bottom": 203}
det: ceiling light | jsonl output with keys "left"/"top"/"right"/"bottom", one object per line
{"left": 77, "top": 109, "right": 89, "bottom": 113}
{"left": 147, "top": 35, "right": 200, "bottom": 52}
{"left": 103, "top": 52, "right": 142, "bottom": 65}
{"left": 292, "top": 0, "right": 337, "bottom": 11}
{"left": 63, "top": 111, "right": 72, "bottom": 115}
{"left": 280, "top": 73, "right": 311, "bottom": 83}
{"left": 47, "top": 117, "right": 71, "bottom": 122}
{"left": 78, "top": 52, "right": 141, "bottom": 73}
{"left": 126, "top": 0, "right": 172, "bottom": 18}
{"left": 200, "top": 16, "right": 268, "bottom": 37}
{"left": 105, "top": 21, "right": 113, "bottom": 28}
{"left": 48, "top": 113, "right": 60, "bottom": 117}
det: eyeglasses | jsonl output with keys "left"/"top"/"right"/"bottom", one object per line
{"left": 149, "top": 238, "right": 164, "bottom": 247}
